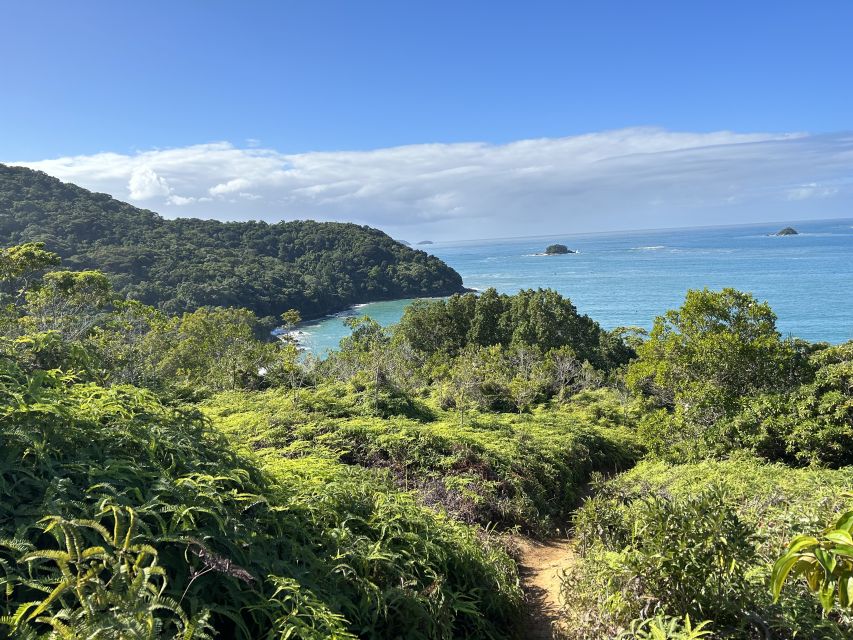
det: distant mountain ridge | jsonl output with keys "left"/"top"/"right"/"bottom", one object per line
{"left": 0, "top": 164, "right": 466, "bottom": 320}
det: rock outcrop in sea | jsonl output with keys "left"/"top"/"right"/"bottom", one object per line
{"left": 545, "top": 243, "right": 574, "bottom": 254}
{"left": 774, "top": 227, "right": 799, "bottom": 236}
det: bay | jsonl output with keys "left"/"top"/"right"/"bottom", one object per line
{"left": 297, "top": 218, "right": 853, "bottom": 355}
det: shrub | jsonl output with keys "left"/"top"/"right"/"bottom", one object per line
{"left": 564, "top": 487, "right": 756, "bottom": 636}
{"left": 732, "top": 341, "right": 853, "bottom": 467}
{"left": 618, "top": 615, "right": 714, "bottom": 640}
{"left": 203, "top": 387, "right": 642, "bottom": 536}
{"left": 561, "top": 460, "right": 853, "bottom": 639}
{"left": 627, "top": 289, "right": 805, "bottom": 462}
{"left": 0, "top": 356, "right": 523, "bottom": 639}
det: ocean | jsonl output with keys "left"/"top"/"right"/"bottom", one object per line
{"left": 294, "top": 218, "right": 853, "bottom": 355}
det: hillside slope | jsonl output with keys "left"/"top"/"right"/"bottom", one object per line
{"left": 0, "top": 164, "right": 465, "bottom": 319}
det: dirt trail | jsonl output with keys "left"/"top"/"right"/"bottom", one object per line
{"left": 515, "top": 536, "right": 577, "bottom": 639}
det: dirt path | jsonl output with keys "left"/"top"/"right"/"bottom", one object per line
{"left": 514, "top": 536, "right": 577, "bottom": 639}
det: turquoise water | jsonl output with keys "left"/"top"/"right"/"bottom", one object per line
{"left": 295, "top": 218, "right": 853, "bottom": 355}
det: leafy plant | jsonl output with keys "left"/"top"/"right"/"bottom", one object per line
{"left": 624, "top": 488, "right": 757, "bottom": 624}
{"left": 0, "top": 507, "right": 213, "bottom": 639}
{"left": 771, "top": 503, "right": 853, "bottom": 612}
{"left": 563, "top": 461, "right": 853, "bottom": 639}
{"left": 0, "top": 353, "right": 524, "bottom": 639}
{"left": 619, "top": 614, "right": 714, "bottom": 639}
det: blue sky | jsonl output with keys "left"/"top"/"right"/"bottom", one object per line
{"left": 4, "top": 1, "right": 853, "bottom": 238}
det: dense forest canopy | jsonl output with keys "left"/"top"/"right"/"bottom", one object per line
{"left": 395, "top": 288, "right": 634, "bottom": 370}
{"left": 0, "top": 164, "right": 466, "bottom": 321}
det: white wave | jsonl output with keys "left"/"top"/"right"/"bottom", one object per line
{"left": 632, "top": 245, "right": 666, "bottom": 250}
{"left": 523, "top": 252, "right": 579, "bottom": 257}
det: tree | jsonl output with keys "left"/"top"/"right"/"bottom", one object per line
{"left": 548, "top": 346, "right": 600, "bottom": 401}
{"left": 627, "top": 288, "right": 799, "bottom": 460}
{"left": 337, "top": 316, "right": 394, "bottom": 413}
{"left": 731, "top": 341, "right": 853, "bottom": 467}
{"left": 275, "top": 308, "right": 306, "bottom": 400}
{"left": 159, "top": 307, "right": 284, "bottom": 391}
{"left": 629, "top": 288, "right": 791, "bottom": 402}
{"left": 449, "top": 347, "right": 487, "bottom": 426}
{"left": 397, "top": 298, "right": 458, "bottom": 354}
{"left": 507, "top": 289, "right": 606, "bottom": 366}
{"left": 0, "top": 242, "right": 61, "bottom": 301}
{"left": 507, "top": 344, "right": 549, "bottom": 412}
{"left": 467, "top": 288, "right": 508, "bottom": 346}
{"left": 88, "top": 300, "right": 177, "bottom": 388}
{"left": 397, "top": 288, "right": 628, "bottom": 372}
{"left": 23, "top": 270, "right": 113, "bottom": 341}
{"left": 280, "top": 308, "right": 302, "bottom": 333}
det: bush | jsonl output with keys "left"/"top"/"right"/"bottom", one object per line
{"left": 729, "top": 341, "right": 853, "bottom": 467}
{"left": 0, "top": 356, "right": 523, "bottom": 639}
{"left": 627, "top": 289, "right": 806, "bottom": 463}
{"left": 564, "top": 487, "right": 756, "bottom": 637}
{"left": 203, "top": 387, "right": 642, "bottom": 536}
{"left": 561, "top": 460, "right": 853, "bottom": 639}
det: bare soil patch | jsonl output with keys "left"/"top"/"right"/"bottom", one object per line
{"left": 514, "top": 536, "right": 577, "bottom": 639}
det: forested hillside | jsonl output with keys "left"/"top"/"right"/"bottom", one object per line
{"left": 0, "top": 164, "right": 465, "bottom": 320}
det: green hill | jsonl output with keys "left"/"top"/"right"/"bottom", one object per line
{"left": 0, "top": 164, "right": 465, "bottom": 320}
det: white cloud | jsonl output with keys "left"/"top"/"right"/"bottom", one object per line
{"left": 127, "top": 166, "right": 171, "bottom": 200}
{"left": 210, "top": 177, "right": 251, "bottom": 196}
{"left": 167, "top": 194, "right": 196, "bottom": 206}
{"left": 786, "top": 182, "right": 840, "bottom": 201}
{"left": 9, "top": 128, "right": 853, "bottom": 239}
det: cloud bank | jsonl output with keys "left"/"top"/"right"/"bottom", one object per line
{"left": 10, "top": 128, "right": 853, "bottom": 239}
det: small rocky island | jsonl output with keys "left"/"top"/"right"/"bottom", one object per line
{"left": 774, "top": 227, "right": 799, "bottom": 236}
{"left": 545, "top": 243, "right": 575, "bottom": 255}
{"left": 417, "top": 240, "right": 434, "bottom": 245}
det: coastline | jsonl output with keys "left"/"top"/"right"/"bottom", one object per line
{"left": 279, "top": 294, "right": 462, "bottom": 351}
{"left": 291, "top": 218, "right": 853, "bottom": 353}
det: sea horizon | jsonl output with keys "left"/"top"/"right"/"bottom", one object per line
{"left": 299, "top": 216, "right": 853, "bottom": 354}
{"left": 405, "top": 214, "right": 853, "bottom": 245}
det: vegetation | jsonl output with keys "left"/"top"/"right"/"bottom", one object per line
{"left": 563, "top": 460, "right": 853, "bottom": 638}
{"left": 545, "top": 244, "right": 572, "bottom": 255}
{"left": 394, "top": 288, "right": 633, "bottom": 371}
{"left": 626, "top": 287, "right": 852, "bottom": 467}
{"left": 0, "top": 225, "right": 851, "bottom": 638}
{"left": 0, "top": 242, "right": 641, "bottom": 638}
{"left": 0, "top": 356, "right": 522, "bottom": 639}
{"left": 771, "top": 503, "right": 853, "bottom": 612}
{"left": 0, "top": 164, "right": 465, "bottom": 322}
{"left": 203, "top": 389, "right": 640, "bottom": 535}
